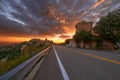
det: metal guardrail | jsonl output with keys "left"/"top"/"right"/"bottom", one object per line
{"left": 0, "top": 46, "right": 50, "bottom": 80}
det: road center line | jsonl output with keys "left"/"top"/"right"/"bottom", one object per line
{"left": 53, "top": 46, "right": 70, "bottom": 80}
{"left": 72, "top": 49, "right": 120, "bottom": 65}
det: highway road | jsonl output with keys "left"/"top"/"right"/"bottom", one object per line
{"left": 34, "top": 45, "right": 120, "bottom": 80}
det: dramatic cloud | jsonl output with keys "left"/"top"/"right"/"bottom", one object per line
{"left": 0, "top": 0, "right": 120, "bottom": 42}
{"left": 91, "top": 0, "right": 105, "bottom": 9}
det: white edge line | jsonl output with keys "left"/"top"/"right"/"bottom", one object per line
{"left": 53, "top": 45, "right": 70, "bottom": 80}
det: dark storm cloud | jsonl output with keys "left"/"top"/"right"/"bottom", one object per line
{"left": 0, "top": 15, "right": 26, "bottom": 36}
{"left": 0, "top": 0, "right": 120, "bottom": 37}
{"left": 0, "top": 0, "right": 64, "bottom": 37}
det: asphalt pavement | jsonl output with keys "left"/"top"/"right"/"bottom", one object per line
{"left": 34, "top": 45, "right": 120, "bottom": 80}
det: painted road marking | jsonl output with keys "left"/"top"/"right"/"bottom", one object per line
{"left": 53, "top": 46, "right": 70, "bottom": 80}
{"left": 72, "top": 50, "right": 120, "bottom": 65}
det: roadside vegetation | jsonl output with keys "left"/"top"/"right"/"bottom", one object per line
{"left": 94, "top": 9, "right": 120, "bottom": 49}
{"left": 74, "top": 10, "right": 120, "bottom": 49}
{"left": 0, "top": 39, "right": 52, "bottom": 76}
{"left": 66, "top": 9, "right": 120, "bottom": 50}
{"left": 74, "top": 30, "right": 93, "bottom": 47}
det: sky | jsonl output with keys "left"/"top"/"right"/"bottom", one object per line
{"left": 0, "top": 0, "right": 120, "bottom": 44}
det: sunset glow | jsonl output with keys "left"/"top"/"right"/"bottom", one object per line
{"left": 0, "top": 36, "right": 69, "bottom": 44}
{"left": 0, "top": 32, "right": 75, "bottom": 44}
{"left": 0, "top": 36, "right": 31, "bottom": 43}
{"left": 0, "top": 0, "right": 119, "bottom": 45}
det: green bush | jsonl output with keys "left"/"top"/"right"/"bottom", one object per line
{"left": 0, "top": 44, "right": 48, "bottom": 76}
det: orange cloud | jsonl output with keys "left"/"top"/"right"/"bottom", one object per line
{"left": 63, "top": 26, "right": 75, "bottom": 34}
{"left": 0, "top": 26, "right": 75, "bottom": 44}
{"left": 91, "top": 0, "right": 105, "bottom": 9}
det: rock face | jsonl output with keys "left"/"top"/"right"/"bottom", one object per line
{"left": 75, "top": 21, "right": 93, "bottom": 49}
{"left": 72, "top": 21, "right": 115, "bottom": 50}
{"left": 102, "top": 41, "right": 114, "bottom": 50}
{"left": 68, "top": 39, "right": 77, "bottom": 47}
{"left": 75, "top": 21, "right": 93, "bottom": 33}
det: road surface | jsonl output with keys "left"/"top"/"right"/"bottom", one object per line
{"left": 34, "top": 45, "right": 120, "bottom": 80}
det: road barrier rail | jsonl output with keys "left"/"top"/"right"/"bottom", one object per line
{"left": 0, "top": 46, "right": 51, "bottom": 80}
